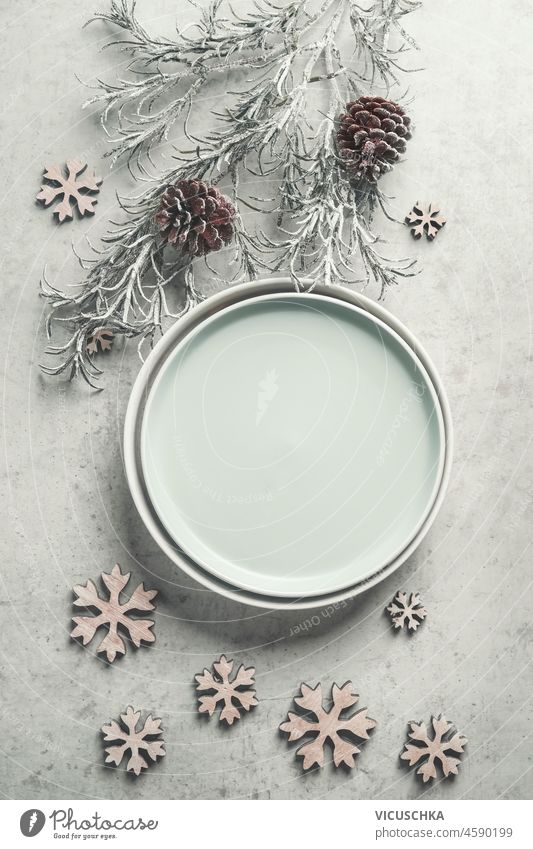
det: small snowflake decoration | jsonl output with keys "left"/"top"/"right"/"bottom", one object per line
{"left": 102, "top": 706, "right": 165, "bottom": 776}
{"left": 405, "top": 202, "right": 446, "bottom": 241}
{"left": 400, "top": 715, "right": 468, "bottom": 783}
{"left": 36, "top": 159, "right": 102, "bottom": 222}
{"left": 387, "top": 591, "right": 427, "bottom": 632}
{"left": 194, "top": 655, "right": 258, "bottom": 725}
{"left": 87, "top": 328, "right": 113, "bottom": 356}
{"left": 71, "top": 563, "right": 157, "bottom": 662}
{"left": 280, "top": 682, "right": 377, "bottom": 770}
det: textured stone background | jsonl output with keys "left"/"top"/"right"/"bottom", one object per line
{"left": 1, "top": 0, "right": 532, "bottom": 800}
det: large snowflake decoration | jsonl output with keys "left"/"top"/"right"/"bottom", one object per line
{"left": 387, "top": 591, "right": 427, "bottom": 632}
{"left": 36, "top": 159, "right": 102, "bottom": 222}
{"left": 101, "top": 706, "right": 165, "bottom": 775}
{"left": 194, "top": 655, "right": 258, "bottom": 725}
{"left": 71, "top": 563, "right": 157, "bottom": 662}
{"left": 280, "top": 682, "right": 377, "bottom": 770}
{"left": 400, "top": 715, "right": 468, "bottom": 782}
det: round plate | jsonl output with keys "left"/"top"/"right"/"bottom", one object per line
{"left": 124, "top": 278, "right": 452, "bottom": 609}
{"left": 140, "top": 292, "right": 445, "bottom": 597}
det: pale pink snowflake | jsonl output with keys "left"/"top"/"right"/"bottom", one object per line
{"left": 387, "top": 591, "right": 427, "bottom": 632}
{"left": 280, "top": 682, "right": 376, "bottom": 770}
{"left": 36, "top": 159, "right": 102, "bottom": 222}
{"left": 401, "top": 715, "right": 468, "bottom": 782}
{"left": 102, "top": 706, "right": 165, "bottom": 776}
{"left": 195, "top": 655, "right": 258, "bottom": 725}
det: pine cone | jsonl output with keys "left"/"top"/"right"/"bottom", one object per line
{"left": 337, "top": 96, "right": 412, "bottom": 182}
{"left": 155, "top": 180, "right": 235, "bottom": 256}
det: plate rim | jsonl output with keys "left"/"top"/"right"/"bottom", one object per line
{"left": 124, "top": 277, "right": 453, "bottom": 610}
{"left": 139, "top": 291, "right": 446, "bottom": 597}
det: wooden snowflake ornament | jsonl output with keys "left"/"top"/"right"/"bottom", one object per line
{"left": 387, "top": 591, "right": 427, "bottom": 632}
{"left": 87, "top": 328, "right": 113, "bottom": 356}
{"left": 36, "top": 159, "right": 102, "bottom": 222}
{"left": 401, "top": 715, "right": 468, "bottom": 782}
{"left": 194, "top": 655, "right": 258, "bottom": 725}
{"left": 71, "top": 564, "right": 157, "bottom": 662}
{"left": 102, "top": 706, "right": 165, "bottom": 775}
{"left": 405, "top": 202, "right": 446, "bottom": 241}
{"left": 280, "top": 682, "right": 376, "bottom": 770}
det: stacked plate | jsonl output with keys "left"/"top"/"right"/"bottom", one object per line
{"left": 124, "top": 278, "right": 452, "bottom": 609}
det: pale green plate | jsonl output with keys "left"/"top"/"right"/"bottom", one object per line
{"left": 141, "top": 293, "right": 444, "bottom": 597}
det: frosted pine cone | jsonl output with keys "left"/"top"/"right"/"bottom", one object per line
{"left": 155, "top": 180, "right": 235, "bottom": 256}
{"left": 337, "top": 96, "right": 412, "bottom": 182}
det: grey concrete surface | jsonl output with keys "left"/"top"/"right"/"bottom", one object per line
{"left": 1, "top": 0, "right": 533, "bottom": 801}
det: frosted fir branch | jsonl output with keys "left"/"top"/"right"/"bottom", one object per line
{"left": 85, "top": 0, "right": 313, "bottom": 165}
{"left": 251, "top": 110, "right": 416, "bottom": 295}
{"left": 41, "top": 251, "right": 202, "bottom": 388}
{"left": 86, "top": 0, "right": 419, "bottom": 166}
{"left": 40, "top": 175, "right": 257, "bottom": 386}
{"left": 90, "top": 0, "right": 304, "bottom": 62}
{"left": 41, "top": 0, "right": 420, "bottom": 385}
{"left": 249, "top": 1, "right": 419, "bottom": 294}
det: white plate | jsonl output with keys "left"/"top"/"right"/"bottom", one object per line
{"left": 139, "top": 292, "right": 445, "bottom": 598}
{"left": 124, "top": 279, "right": 452, "bottom": 609}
